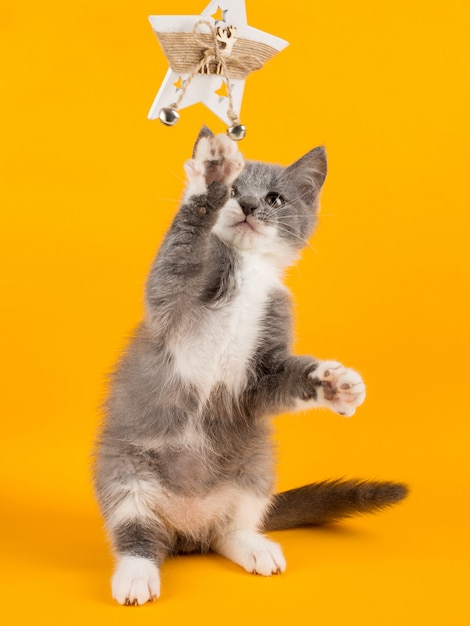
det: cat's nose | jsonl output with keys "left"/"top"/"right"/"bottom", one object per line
{"left": 238, "top": 196, "right": 259, "bottom": 216}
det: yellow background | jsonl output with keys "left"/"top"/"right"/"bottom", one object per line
{"left": 1, "top": 0, "right": 469, "bottom": 624}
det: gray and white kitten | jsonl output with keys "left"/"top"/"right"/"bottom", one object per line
{"left": 94, "top": 128, "right": 407, "bottom": 606}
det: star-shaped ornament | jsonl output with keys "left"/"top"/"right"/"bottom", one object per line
{"left": 148, "top": 0, "right": 288, "bottom": 139}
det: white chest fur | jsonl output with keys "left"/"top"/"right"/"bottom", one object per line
{"left": 170, "top": 251, "right": 282, "bottom": 401}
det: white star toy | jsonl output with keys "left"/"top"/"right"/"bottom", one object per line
{"left": 148, "top": 0, "right": 288, "bottom": 139}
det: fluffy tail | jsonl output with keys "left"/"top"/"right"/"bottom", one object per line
{"left": 263, "top": 479, "right": 408, "bottom": 531}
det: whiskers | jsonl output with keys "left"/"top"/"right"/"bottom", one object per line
{"left": 275, "top": 219, "right": 321, "bottom": 256}
{"left": 169, "top": 169, "right": 187, "bottom": 186}
{"left": 262, "top": 198, "right": 321, "bottom": 255}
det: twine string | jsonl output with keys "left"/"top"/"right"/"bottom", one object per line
{"left": 168, "top": 20, "right": 245, "bottom": 125}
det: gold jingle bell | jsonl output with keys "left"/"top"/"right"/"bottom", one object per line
{"left": 159, "top": 107, "right": 180, "bottom": 126}
{"left": 227, "top": 124, "right": 246, "bottom": 141}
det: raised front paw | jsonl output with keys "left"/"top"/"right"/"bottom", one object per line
{"left": 184, "top": 132, "right": 244, "bottom": 193}
{"left": 311, "top": 361, "right": 366, "bottom": 417}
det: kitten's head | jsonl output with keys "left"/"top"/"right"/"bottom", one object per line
{"left": 208, "top": 133, "right": 327, "bottom": 266}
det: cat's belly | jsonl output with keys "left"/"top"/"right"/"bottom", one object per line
{"left": 157, "top": 485, "right": 270, "bottom": 540}
{"left": 158, "top": 486, "right": 239, "bottom": 536}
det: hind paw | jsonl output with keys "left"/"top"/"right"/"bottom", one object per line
{"left": 213, "top": 530, "right": 286, "bottom": 576}
{"left": 112, "top": 557, "right": 160, "bottom": 606}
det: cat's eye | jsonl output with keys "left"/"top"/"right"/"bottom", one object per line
{"left": 230, "top": 186, "right": 239, "bottom": 198}
{"left": 264, "top": 192, "right": 285, "bottom": 208}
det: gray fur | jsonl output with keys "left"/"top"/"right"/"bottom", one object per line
{"left": 264, "top": 480, "right": 409, "bottom": 531}
{"left": 93, "top": 131, "right": 406, "bottom": 599}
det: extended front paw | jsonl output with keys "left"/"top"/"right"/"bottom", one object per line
{"left": 310, "top": 361, "right": 366, "bottom": 416}
{"left": 184, "top": 133, "right": 244, "bottom": 193}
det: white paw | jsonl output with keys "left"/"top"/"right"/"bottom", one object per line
{"left": 112, "top": 556, "right": 160, "bottom": 606}
{"left": 215, "top": 530, "right": 286, "bottom": 576}
{"left": 183, "top": 158, "right": 206, "bottom": 195}
{"left": 184, "top": 133, "right": 244, "bottom": 192}
{"left": 313, "top": 360, "right": 366, "bottom": 417}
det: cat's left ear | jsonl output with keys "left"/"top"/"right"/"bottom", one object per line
{"left": 286, "top": 146, "right": 327, "bottom": 205}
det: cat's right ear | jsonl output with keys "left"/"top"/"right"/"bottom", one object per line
{"left": 192, "top": 126, "right": 215, "bottom": 157}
